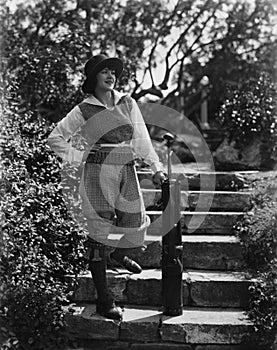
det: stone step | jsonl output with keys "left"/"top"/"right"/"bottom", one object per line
{"left": 66, "top": 342, "right": 252, "bottom": 350}
{"left": 137, "top": 170, "right": 257, "bottom": 191}
{"left": 71, "top": 269, "right": 252, "bottom": 308}
{"left": 104, "top": 234, "right": 244, "bottom": 271}
{"left": 147, "top": 211, "right": 244, "bottom": 235}
{"left": 142, "top": 189, "right": 251, "bottom": 212}
{"left": 64, "top": 304, "right": 253, "bottom": 345}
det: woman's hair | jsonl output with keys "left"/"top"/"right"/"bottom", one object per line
{"left": 84, "top": 76, "right": 98, "bottom": 95}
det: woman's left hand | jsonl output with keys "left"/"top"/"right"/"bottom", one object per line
{"left": 152, "top": 171, "right": 167, "bottom": 186}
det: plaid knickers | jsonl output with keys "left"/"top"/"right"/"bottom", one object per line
{"left": 79, "top": 153, "right": 150, "bottom": 246}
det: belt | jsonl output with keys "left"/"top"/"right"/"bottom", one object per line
{"left": 96, "top": 142, "right": 131, "bottom": 148}
{"left": 86, "top": 147, "right": 135, "bottom": 165}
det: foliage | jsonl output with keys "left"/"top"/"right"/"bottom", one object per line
{"left": 235, "top": 175, "right": 277, "bottom": 349}
{"left": 3, "top": 1, "right": 87, "bottom": 121}
{"left": 0, "top": 275, "right": 69, "bottom": 350}
{"left": 3, "top": 0, "right": 277, "bottom": 123}
{"left": 216, "top": 72, "right": 277, "bottom": 168}
{"left": 236, "top": 205, "right": 277, "bottom": 271}
{"left": 0, "top": 92, "right": 87, "bottom": 349}
{"left": 247, "top": 268, "right": 277, "bottom": 350}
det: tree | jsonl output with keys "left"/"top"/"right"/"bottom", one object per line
{"left": 3, "top": 0, "right": 277, "bottom": 124}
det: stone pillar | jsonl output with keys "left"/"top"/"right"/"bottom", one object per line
{"left": 200, "top": 76, "right": 209, "bottom": 130}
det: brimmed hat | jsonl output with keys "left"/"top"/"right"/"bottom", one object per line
{"left": 82, "top": 54, "right": 124, "bottom": 93}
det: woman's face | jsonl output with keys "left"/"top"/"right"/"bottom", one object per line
{"left": 96, "top": 67, "right": 116, "bottom": 91}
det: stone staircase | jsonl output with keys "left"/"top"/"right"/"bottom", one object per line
{"left": 64, "top": 168, "right": 256, "bottom": 350}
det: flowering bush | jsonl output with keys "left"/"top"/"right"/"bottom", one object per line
{"left": 217, "top": 73, "right": 277, "bottom": 169}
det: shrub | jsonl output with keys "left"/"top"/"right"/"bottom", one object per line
{"left": 247, "top": 267, "right": 277, "bottom": 350}
{"left": 0, "top": 96, "right": 87, "bottom": 349}
{"left": 235, "top": 174, "right": 277, "bottom": 349}
{"left": 217, "top": 73, "right": 277, "bottom": 169}
{"left": 235, "top": 204, "right": 277, "bottom": 272}
{"left": 0, "top": 276, "right": 69, "bottom": 350}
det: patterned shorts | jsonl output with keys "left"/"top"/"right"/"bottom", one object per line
{"left": 79, "top": 160, "right": 150, "bottom": 245}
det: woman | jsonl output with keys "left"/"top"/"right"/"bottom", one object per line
{"left": 48, "top": 54, "right": 166, "bottom": 320}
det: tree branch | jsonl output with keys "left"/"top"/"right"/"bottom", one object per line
{"left": 147, "top": 0, "right": 181, "bottom": 87}
{"left": 159, "top": 0, "right": 214, "bottom": 90}
{"left": 132, "top": 65, "right": 148, "bottom": 95}
{"left": 160, "top": 86, "right": 179, "bottom": 105}
{"left": 131, "top": 86, "right": 163, "bottom": 100}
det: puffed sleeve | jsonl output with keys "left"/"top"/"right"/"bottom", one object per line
{"left": 130, "top": 99, "right": 164, "bottom": 173}
{"left": 47, "top": 105, "right": 86, "bottom": 166}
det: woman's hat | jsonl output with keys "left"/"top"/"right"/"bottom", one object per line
{"left": 82, "top": 54, "right": 124, "bottom": 93}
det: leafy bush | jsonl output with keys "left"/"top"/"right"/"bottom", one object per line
{"left": 236, "top": 205, "right": 277, "bottom": 272}
{"left": 0, "top": 3, "right": 92, "bottom": 345}
{"left": 0, "top": 276, "right": 69, "bottom": 350}
{"left": 0, "top": 95, "right": 87, "bottom": 349}
{"left": 235, "top": 174, "right": 277, "bottom": 349}
{"left": 217, "top": 73, "right": 277, "bottom": 169}
{"left": 247, "top": 268, "right": 277, "bottom": 350}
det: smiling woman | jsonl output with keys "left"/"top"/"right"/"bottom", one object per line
{"left": 94, "top": 67, "right": 117, "bottom": 108}
{"left": 47, "top": 53, "right": 167, "bottom": 321}
{"left": 97, "top": 68, "right": 116, "bottom": 86}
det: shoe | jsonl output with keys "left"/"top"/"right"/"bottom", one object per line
{"left": 96, "top": 299, "right": 122, "bottom": 321}
{"left": 110, "top": 251, "right": 142, "bottom": 274}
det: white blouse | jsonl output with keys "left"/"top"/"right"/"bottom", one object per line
{"left": 47, "top": 90, "right": 163, "bottom": 173}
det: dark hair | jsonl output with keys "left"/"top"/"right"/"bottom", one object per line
{"left": 84, "top": 76, "right": 98, "bottom": 95}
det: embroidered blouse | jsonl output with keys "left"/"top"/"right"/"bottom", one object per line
{"left": 47, "top": 90, "right": 163, "bottom": 173}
